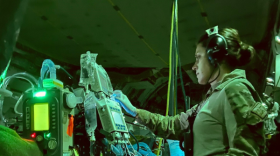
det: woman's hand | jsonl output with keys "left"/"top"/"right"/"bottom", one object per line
{"left": 113, "top": 90, "right": 137, "bottom": 117}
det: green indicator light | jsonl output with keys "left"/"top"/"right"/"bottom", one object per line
{"left": 34, "top": 91, "right": 46, "bottom": 97}
{"left": 44, "top": 132, "right": 51, "bottom": 139}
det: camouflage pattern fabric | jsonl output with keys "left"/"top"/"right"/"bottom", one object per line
{"left": 0, "top": 125, "right": 43, "bottom": 156}
{"left": 222, "top": 79, "right": 267, "bottom": 155}
{"left": 136, "top": 69, "right": 267, "bottom": 156}
{"left": 136, "top": 104, "right": 199, "bottom": 140}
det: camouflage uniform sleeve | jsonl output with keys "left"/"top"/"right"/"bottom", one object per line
{"left": 0, "top": 125, "right": 43, "bottom": 156}
{"left": 224, "top": 82, "right": 267, "bottom": 156}
{"left": 135, "top": 104, "right": 198, "bottom": 140}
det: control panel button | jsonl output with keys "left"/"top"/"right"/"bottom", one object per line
{"left": 36, "top": 135, "right": 43, "bottom": 142}
{"left": 48, "top": 139, "right": 57, "bottom": 150}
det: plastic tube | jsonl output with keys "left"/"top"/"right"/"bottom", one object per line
{"left": 0, "top": 98, "right": 5, "bottom": 125}
{"left": 44, "top": 70, "right": 50, "bottom": 79}
{"left": 5, "top": 72, "right": 37, "bottom": 85}
{"left": 3, "top": 72, "right": 37, "bottom": 89}
{"left": 14, "top": 88, "right": 33, "bottom": 115}
{"left": 40, "top": 59, "right": 56, "bottom": 81}
{"left": 3, "top": 76, "right": 35, "bottom": 90}
{"left": 14, "top": 94, "right": 23, "bottom": 115}
{"left": 37, "top": 77, "right": 43, "bottom": 88}
{"left": 128, "top": 131, "right": 139, "bottom": 152}
{"left": 128, "top": 142, "right": 155, "bottom": 156}
{"left": 55, "top": 65, "right": 74, "bottom": 79}
{"left": 111, "top": 144, "right": 121, "bottom": 156}
{"left": 1, "top": 76, "right": 35, "bottom": 118}
{"left": 116, "top": 144, "right": 124, "bottom": 156}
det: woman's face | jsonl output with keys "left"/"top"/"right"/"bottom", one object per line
{"left": 192, "top": 43, "right": 213, "bottom": 85}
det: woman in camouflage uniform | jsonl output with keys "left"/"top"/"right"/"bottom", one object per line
{"left": 115, "top": 27, "right": 267, "bottom": 156}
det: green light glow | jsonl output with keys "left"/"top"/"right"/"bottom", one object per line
{"left": 34, "top": 91, "right": 46, "bottom": 97}
{"left": 0, "top": 59, "right": 11, "bottom": 87}
{"left": 44, "top": 133, "right": 51, "bottom": 139}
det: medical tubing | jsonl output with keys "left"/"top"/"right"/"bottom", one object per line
{"left": 116, "top": 144, "right": 124, "bottom": 155}
{"left": 1, "top": 75, "right": 35, "bottom": 123}
{"left": 14, "top": 94, "right": 23, "bottom": 115}
{"left": 44, "top": 70, "right": 50, "bottom": 79}
{"left": 129, "top": 131, "right": 139, "bottom": 152}
{"left": 4, "top": 76, "right": 35, "bottom": 90}
{"left": 3, "top": 73, "right": 37, "bottom": 88}
{"left": 14, "top": 88, "right": 33, "bottom": 115}
{"left": 5, "top": 73, "right": 37, "bottom": 85}
{"left": 37, "top": 77, "right": 43, "bottom": 88}
{"left": 45, "top": 66, "right": 74, "bottom": 80}
{"left": 60, "top": 66, "right": 74, "bottom": 79}
{"left": 40, "top": 59, "right": 56, "bottom": 81}
{"left": 125, "top": 143, "right": 132, "bottom": 156}
{"left": 2, "top": 76, "right": 34, "bottom": 117}
{"left": 111, "top": 144, "right": 121, "bottom": 156}
{"left": 0, "top": 99, "right": 5, "bottom": 124}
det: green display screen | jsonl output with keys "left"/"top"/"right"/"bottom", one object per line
{"left": 31, "top": 103, "right": 49, "bottom": 131}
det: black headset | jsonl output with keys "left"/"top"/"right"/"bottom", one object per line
{"left": 205, "top": 26, "right": 228, "bottom": 65}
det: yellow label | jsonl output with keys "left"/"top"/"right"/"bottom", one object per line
{"left": 43, "top": 79, "right": 63, "bottom": 89}
{"left": 53, "top": 80, "right": 63, "bottom": 88}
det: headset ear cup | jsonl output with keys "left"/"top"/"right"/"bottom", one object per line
{"left": 207, "top": 50, "right": 216, "bottom": 65}
{"left": 206, "top": 34, "right": 228, "bottom": 65}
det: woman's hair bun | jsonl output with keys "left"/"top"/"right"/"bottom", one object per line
{"left": 197, "top": 28, "right": 256, "bottom": 68}
{"left": 238, "top": 42, "right": 255, "bottom": 66}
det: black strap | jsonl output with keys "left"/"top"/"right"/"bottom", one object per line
{"left": 234, "top": 79, "right": 263, "bottom": 103}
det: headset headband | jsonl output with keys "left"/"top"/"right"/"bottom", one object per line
{"left": 206, "top": 26, "right": 219, "bottom": 37}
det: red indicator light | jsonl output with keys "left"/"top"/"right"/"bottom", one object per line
{"left": 31, "top": 133, "right": 36, "bottom": 138}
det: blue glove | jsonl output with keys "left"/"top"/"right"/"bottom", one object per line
{"left": 113, "top": 90, "right": 137, "bottom": 117}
